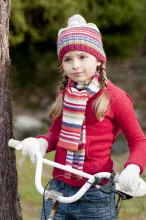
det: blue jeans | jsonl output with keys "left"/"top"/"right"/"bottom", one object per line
{"left": 41, "top": 179, "right": 116, "bottom": 220}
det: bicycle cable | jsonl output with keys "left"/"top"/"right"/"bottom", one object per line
{"left": 42, "top": 174, "right": 114, "bottom": 220}
{"left": 43, "top": 174, "right": 93, "bottom": 220}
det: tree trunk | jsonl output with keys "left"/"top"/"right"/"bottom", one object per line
{"left": 0, "top": 1, "right": 22, "bottom": 219}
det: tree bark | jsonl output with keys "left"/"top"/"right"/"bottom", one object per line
{"left": 0, "top": 1, "right": 22, "bottom": 219}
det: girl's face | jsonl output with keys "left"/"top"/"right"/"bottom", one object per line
{"left": 62, "top": 51, "right": 101, "bottom": 83}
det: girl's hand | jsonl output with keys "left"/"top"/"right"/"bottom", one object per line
{"left": 17, "top": 137, "right": 48, "bottom": 163}
{"left": 118, "top": 164, "right": 140, "bottom": 192}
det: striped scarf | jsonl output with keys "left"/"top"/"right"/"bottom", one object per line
{"left": 58, "top": 72, "right": 101, "bottom": 177}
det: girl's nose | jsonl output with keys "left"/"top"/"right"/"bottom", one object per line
{"left": 72, "top": 59, "right": 80, "bottom": 70}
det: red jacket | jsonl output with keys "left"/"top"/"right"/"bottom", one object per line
{"left": 37, "top": 80, "right": 146, "bottom": 187}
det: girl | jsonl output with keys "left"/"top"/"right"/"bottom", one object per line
{"left": 19, "top": 15, "right": 146, "bottom": 220}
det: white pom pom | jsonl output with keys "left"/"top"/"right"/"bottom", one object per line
{"left": 68, "top": 14, "right": 86, "bottom": 27}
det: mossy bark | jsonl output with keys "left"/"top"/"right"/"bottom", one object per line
{"left": 0, "top": 1, "right": 22, "bottom": 219}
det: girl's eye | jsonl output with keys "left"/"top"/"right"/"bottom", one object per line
{"left": 80, "top": 55, "right": 87, "bottom": 59}
{"left": 63, "top": 58, "right": 71, "bottom": 62}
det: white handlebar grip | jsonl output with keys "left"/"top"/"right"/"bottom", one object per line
{"left": 115, "top": 173, "right": 146, "bottom": 197}
{"left": 8, "top": 139, "right": 21, "bottom": 150}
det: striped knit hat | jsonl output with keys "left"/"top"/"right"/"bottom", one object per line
{"left": 57, "top": 14, "right": 106, "bottom": 63}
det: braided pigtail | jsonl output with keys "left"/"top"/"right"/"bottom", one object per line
{"left": 48, "top": 73, "right": 68, "bottom": 119}
{"left": 98, "top": 62, "right": 108, "bottom": 88}
{"left": 93, "top": 62, "right": 110, "bottom": 121}
{"left": 59, "top": 73, "right": 69, "bottom": 91}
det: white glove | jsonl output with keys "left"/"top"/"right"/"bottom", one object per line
{"left": 17, "top": 137, "right": 48, "bottom": 163}
{"left": 118, "top": 164, "right": 140, "bottom": 192}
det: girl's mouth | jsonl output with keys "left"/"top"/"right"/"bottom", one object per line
{"left": 73, "top": 72, "right": 83, "bottom": 75}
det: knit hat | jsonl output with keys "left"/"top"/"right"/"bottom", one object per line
{"left": 57, "top": 14, "right": 106, "bottom": 63}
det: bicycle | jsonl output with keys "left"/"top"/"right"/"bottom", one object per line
{"left": 8, "top": 139, "right": 146, "bottom": 220}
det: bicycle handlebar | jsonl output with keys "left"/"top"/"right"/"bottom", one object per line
{"left": 8, "top": 139, "right": 146, "bottom": 203}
